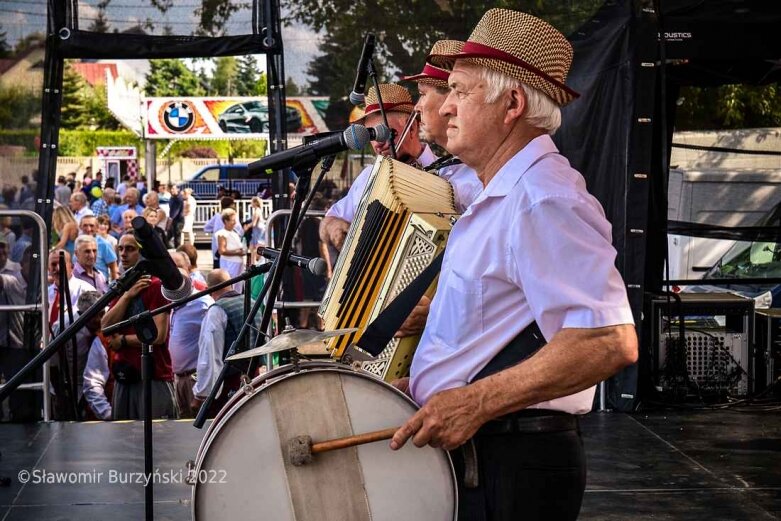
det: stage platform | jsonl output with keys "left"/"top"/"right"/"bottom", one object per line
{"left": 0, "top": 410, "right": 779, "bottom": 520}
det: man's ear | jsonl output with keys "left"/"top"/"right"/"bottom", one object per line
{"left": 504, "top": 87, "right": 527, "bottom": 125}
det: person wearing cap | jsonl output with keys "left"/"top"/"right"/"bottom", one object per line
{"left": 389, "top": 10, "right": 638, "bottom": 520}
{"left": 319, "top": 83, "right": 437, "bottom": 253}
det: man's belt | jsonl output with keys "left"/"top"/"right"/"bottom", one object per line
{"left": 175, "top": 368, "right": 196, "bottom": 378}
{"left": 477, "top": 410, "right": 578, "bottom": 436}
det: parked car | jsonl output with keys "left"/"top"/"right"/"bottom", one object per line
{"left": 178, "top": 164, "right": 271, "bottom": 199}
{"left": 218, "top": 101, "right": 303, "bottom": 134}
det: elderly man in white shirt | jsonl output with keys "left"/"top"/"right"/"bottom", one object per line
{"left": 389, "top": 10, "right": 638, "bottom": 521}
{"left": 47, "top": 249, "right": 96, "bottom": 333}
{"left": 69, "top": 192, "right": 94, "bottom": 224}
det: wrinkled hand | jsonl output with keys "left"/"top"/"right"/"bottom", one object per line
{"left": 395, "top": 296, "right": 431, "bottom": 338}
{"left": 328, "top": 219, "right": 350, "bottom": 251}
{"left": 390, "top": 385, "right": 487, "bottom": 452}
{"left": 126, "top": 276, "right": 151, "bottom": 299}
{"left": 390, "top": 377, "right": 410, "bottom": 396}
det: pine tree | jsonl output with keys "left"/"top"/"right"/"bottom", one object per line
{"left": 145, "top": 59, "right": 205, "bottom": 97}
{"left": 60, "top": 62, "right": 89, "bottom": 129}
{"left": 0, "top": 25, "right": 10, "bottom": 58}
{"left": 211, "top": 56, "right": 238, "bottom": 96}
{"left": 235, "top": 55, "right": 263, "bottom": 96}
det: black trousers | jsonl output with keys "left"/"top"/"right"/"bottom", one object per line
{"left": 452, "top": 419, "right": 586, "bottom": 521}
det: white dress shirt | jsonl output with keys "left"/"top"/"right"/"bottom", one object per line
{"left": 74, "top": 206, "right": 94, "bottom": 224}
{"left": 48, "top": 278, "right": 97, "bottom": 312}
{"left": 409, "top": 135, "right": 634, "bottom": 413}
{"left": 325, "top": 145, "right": 440, "bottom": 223}
{"left": 438, "top": 162, "right": 484, "bottom": 213}
{"left": 169, "top": 293, "right": 214, "bottom": 374}
{"left": 83, "top": 336, "right": 112, "bottom": 420}
{"left": 192, "top": 304, "right": 228, "bottom": 399}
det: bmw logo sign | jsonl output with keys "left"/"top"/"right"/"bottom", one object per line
{"left": 162, "top": 101, "right": 195, "bottom": 133}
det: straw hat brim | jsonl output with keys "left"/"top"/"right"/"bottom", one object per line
{"left": 430, "top": 51, "right": 579, "bottom": 106}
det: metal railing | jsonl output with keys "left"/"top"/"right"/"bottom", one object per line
{"left": 0, "top": 210, "right": 51, "bottom": 421}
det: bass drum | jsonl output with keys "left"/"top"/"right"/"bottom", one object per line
{"left": 192, "top": 362, "right": 457, "bottom": 521}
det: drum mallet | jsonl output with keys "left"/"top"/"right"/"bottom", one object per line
{"left": 288, "top": 427, "right": 399, "bottom": 466}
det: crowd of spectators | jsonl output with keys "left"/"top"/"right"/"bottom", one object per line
{"left": 0, "top": 167, "right": 345, "bottom": 422}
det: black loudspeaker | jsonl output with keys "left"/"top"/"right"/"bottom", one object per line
{"left": 648, "top": 293, "right": 754, "bottom": 399}
{"left": 754, "top": 309, "right": 781, "bottom": 396}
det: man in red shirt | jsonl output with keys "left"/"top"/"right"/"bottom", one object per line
{"left": 100, "top": 232, "right": 178, "bottom": 419}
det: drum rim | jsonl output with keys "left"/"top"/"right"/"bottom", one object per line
{"left": 190, "top": 361, "right": 458, "bottom": 520}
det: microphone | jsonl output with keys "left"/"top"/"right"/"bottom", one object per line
{"left": 131, "top": 216, "right": 192, "bottom": 301}
{"left": 350, "top": 33, "right": 376, "bottom": 105}
{"left": 248, "top": 124, "right": 390, "bottom": 175}
{"left": 259, "top": 247, "right": 328, "bottom": 277}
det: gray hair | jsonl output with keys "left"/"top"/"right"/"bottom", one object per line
{"left": 71, "top": 192, "right": 88, "bottom": 204}
{"left": 77, "top": 291, "right": 102, "bottom": 313}
{"left": 74, "top": 234, "right": 97, "bottom": 251}
{"left": 221, "top": 208, "right": 237, "bottom": 224}
{"left": 476, "top": 66, "right": 561, "bottom": 135}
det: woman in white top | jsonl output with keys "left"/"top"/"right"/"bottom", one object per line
{"left": 215, "top": 208, "right": 246, "bottom": 293}
{"left": 182, "top": 188, "right": 196, "bottom": 245}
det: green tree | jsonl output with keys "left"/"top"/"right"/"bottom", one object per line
{"left": 285, "top": 76, "right": 303, "bottom": 96}
{"left": 61, "top": 62, "right": 89, "bottom": 129}
{"left": 145, "top": 59, "right": 205, "bottom": 96}
{"left": 0, "top": 86, "right": 41, "bottom": 129}
{"left": 284, "top": 0, "right": 603, "bottom": 101}
{"left": 83, "top": 84, "right": 121, "bottom": 130}
{"left": 236, "top": 55, "right": 266, "bottom": 96}
{"left": 13, "top": 32, "right": 46, "bottom": 54}
{"left": 676, "top": 84, "right": 781, "bottom": 130}
{"left": 0, "top": 24, "right": 10, "bottom": 58}
{"left": 211, "top": 56, "right": 238, "bottom": 95}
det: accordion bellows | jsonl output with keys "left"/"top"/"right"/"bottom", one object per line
{"left": 319, "top": 156, "right": 459, "bottom": 381}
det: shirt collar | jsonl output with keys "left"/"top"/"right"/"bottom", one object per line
{"left": 480, "top": 134, "right": 559, "bottom": 199}
{"left": 417, "top": 144, "right": 439, "bottom": 168}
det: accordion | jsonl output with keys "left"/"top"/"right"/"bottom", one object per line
{"left": 319, "top": 156, "right": 459, "bottom": 381}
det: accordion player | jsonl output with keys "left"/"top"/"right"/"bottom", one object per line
{"left": 319, "top": 156, "right": 460, "bottom": 381}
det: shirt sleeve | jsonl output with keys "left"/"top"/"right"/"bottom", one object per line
{"left": 510, "top": 195, "right": 634, "bottom": 337}
{"left": 203, "top": 215, "right": 217, "bottom": 233}
{"left": 99, "top": 239, "right": 117, "bottom": 264}
{"left": 193, "top": 306, "right": 227, "bottom": 399}
{"left": 83, "top": 337, "right": 112, "bottom": 420}
{"left": 325, "top": 165, "right": 372, "bottom": 222}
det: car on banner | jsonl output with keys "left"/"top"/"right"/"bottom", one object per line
{"left": 217, "top": 101, "right": 303, "bottom": 133}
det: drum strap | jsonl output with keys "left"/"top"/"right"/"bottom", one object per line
{"left": 356, "top": 250, "right": 445, "bottom": 356}
{"left": 471, "top": 321, "right": 546, "bottom": 382}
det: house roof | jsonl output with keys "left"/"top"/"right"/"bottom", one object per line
{"left": 70, "top": 62, "right": 118, "bottom": 87}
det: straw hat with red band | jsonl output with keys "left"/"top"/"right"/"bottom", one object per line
{"left": 429, "top": 9, "right": 579, "bottom": 106}
{"left": 359, "top": 83, "right": 415, "bottom": 121}
{"left": 401, "top": 40, "right": 464, "bottom": 88}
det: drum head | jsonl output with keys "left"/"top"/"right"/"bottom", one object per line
{"left": 193, "top": 366, "right": 456, "bottom": 521}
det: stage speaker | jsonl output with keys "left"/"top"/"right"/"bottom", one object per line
{"left": 754, "top": 309, "right": 781, "bottom": 396}
{"left": 649, "top": 293, "right": 754, "bottom": 399}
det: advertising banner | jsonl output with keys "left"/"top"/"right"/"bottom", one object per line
{"left": 144, "top": 97, "right": 330, "bottom": 139}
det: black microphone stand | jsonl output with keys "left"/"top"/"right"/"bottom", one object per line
{"left": 245, "top": 155, "right": 335, "bottom": 378}
{"left": 367, "top": 59, "right": 397, "bottom": 159}
{"left": 0, "top": 266, "right": 145, "bottom": 403}
{"left": 132, "top": 314, "right": 158, "bottom": 521}
{"left": 60, "top": 254, "right": 81, "bottom": 421}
